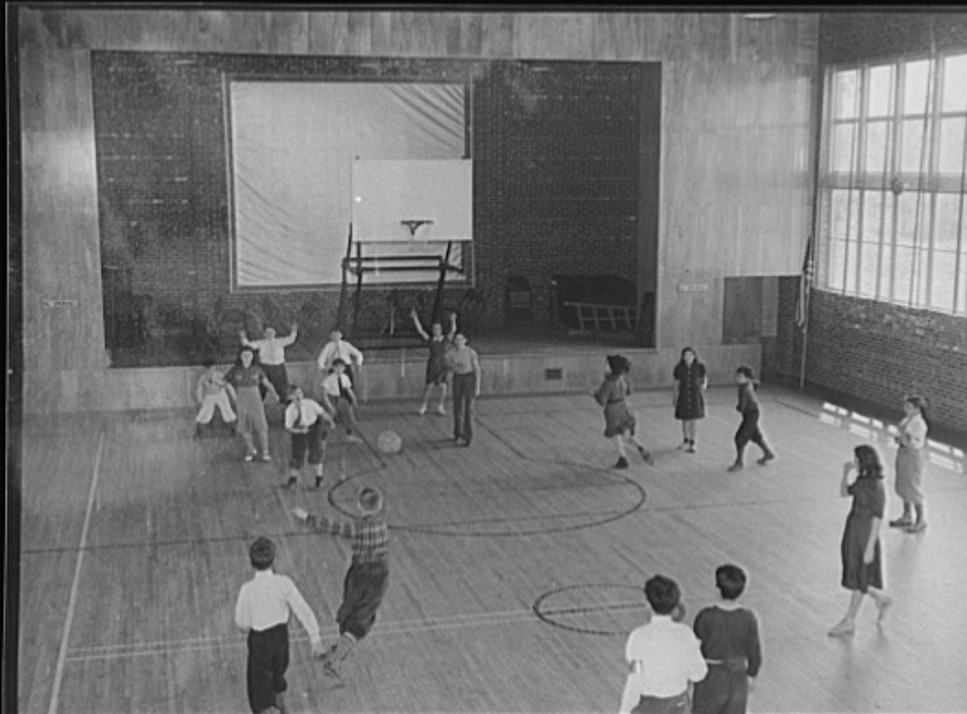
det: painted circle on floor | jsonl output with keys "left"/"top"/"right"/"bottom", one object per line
{"left": 330, "top": 458, "right": 647, "bottom": 537}
{"left": 533, "top": 583, "right": 651, "bottom": 636}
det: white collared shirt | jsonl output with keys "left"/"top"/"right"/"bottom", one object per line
{"left": 317, "top": 340, "right": 364, "bottom": 371}
{"left": 900, "top": 413, "right": 928, "bottom": 449}
{"left": 618, "top": 615, "right": 708, "bottom": 713}
{"left": 284, "top": 398, "right": 330, "bottom": 431}
{"left": 242, "top": 334, "right": 296, "bottom": 365}
{"left": 234, "top": 569, "right": 321, "bottom": 644}
{"left": 321, "top": 372, "right": 353, "bottom": 398}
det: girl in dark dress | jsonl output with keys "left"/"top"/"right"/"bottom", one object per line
{"left": 829, "top": 444, "right": 892, "bottom": 636}
{"left": 593, "top": 355, "right": 654, "bottom": 469}
{"left": 672, "top": 346, "right": 708, "bottom": 453}
{"left": 410, "top": 308, "right": 457, "bottom": 416}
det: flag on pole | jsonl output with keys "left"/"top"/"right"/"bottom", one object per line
{"left": 795, "top": 235, "right": 815, "bottom": 332}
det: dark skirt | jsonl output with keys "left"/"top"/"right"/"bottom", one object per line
{"left": 840, "top": 512, "right": 883, "bottom": 592}
{"left": 604, "top": 400, "right": 636, "bottom": 438}
{"left": 246, "top": 623, "right": 289, "bottom": 714}
{"left": 337, "top": 560, "right": 389, "bottom": 640}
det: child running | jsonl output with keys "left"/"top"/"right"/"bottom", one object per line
{"left": 193, "top": 358, "right": 237, "bottom": 438}
{"left": 284, "top": 385, "right": 335, "bottom": 490}
{"left": 727, "top": 366, "right": 776, "bottom": 472}
{"left": 234, "top": 537, "right": 324, "bottom": 714}
{"left": 593, "top": 354, "right": 653, "bottom": 469}
{"left": 692, "top": 565, "right": 763, "bottom": 714}
{"left": 293, "top": 487, "right": 389, "bottom": 685}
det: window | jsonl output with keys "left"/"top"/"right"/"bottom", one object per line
{"left": 817, "top": 52, "right": 967, "bottom": 314}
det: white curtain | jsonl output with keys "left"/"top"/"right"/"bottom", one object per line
{"left": 229, "top": 81, "right": 466, "bottom": 287}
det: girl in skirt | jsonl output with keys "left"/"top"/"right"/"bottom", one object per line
{"left": 593, "top": 354, "right": 654, "bottom": 469}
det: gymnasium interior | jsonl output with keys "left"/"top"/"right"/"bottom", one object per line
{"left": 7, "top": 7, "right": 967, "bottom": 714}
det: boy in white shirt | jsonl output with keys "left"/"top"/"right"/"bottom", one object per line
{"left": 284, "top": 385, "right": 335, "bottom": 489}
{"left": 234, "top": 537, "right": 324, "bottom": 714}
{"left": 317, "top": 329, "right": 364, "bottom": 387}
{"left": 619, "top": 575, "right": 707, "bottom": 714}
{"left": 320, "top": 358, "right": 362, "bottom": 443}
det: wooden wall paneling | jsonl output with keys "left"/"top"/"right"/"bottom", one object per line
{"left": 722, "top": 276, "right": 764, "bottom": 344}
{"left": 656, "top": 276, "right": 724, "bottom": 351}
{"left": 512, "top": 12, "right": 595, "bottom": 60}
{"left": 452, "top": 12, "right": 484, "bottom": 58}
{"left": 20, "top": 42, "right": 107, "bottom": 403}
{"left": 191, "top": 10, "right": 310, "bottom": 55}
{"left": 388, "top": 12, "right": 452, "bottom": 57}
{"left": 478, "top": 13, "right": 515, "bottom": 59}
{"left": 367, "top": 11, "right": 395, "bottom": 56}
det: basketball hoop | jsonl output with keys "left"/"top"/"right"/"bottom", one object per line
{"left": 401, "top": 218, "right": 435, "bottom": 238}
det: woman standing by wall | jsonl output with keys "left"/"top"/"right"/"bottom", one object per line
{"left": 889, "top": 395, "right": 930, "bottom": 534}
{"left": 672, "top": 347, "right": 708, "bottom": 453}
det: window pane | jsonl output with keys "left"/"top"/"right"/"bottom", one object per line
{"left": 915, "top": 248, "right": 930, "bottom": 307}
{"left": 828, "top": 238, "right": 847, "bottom": 290}
{"left": 859, "top": 240, "right": 880, "bottom": 297}
{"left": 864, "top": 120, "right": 892, "bottom": 174}
{"left": 833, "top": 122, "right": 859, "bottom": 172}
{"left": 831, "top": 189, "right": 861, "bottom": 240}
{"left": 879, "top": 237, "right": 894, "bottom": 300}
{"left": 868, "top": 64, "right": 895, "bottom": 117}
{"left": 935, "top": 193, "right": 966, "bottom": 251}
{"left": 834, "top": 70, "right": 860, "bottom": 119}
{"left": 846, "top": 237, "right": 859, "bottom": 294}
{"left": 938, "top": 117, "right": 966, "bottom": 174}
{"left": 896, "top": 191, "right": 931, "bottom": 246}
{"left": 862, "top": 191, "right": 886, "bottom": 242}
{"left": 958, "top": 254, "right": 967, "bottom": 313}
{"left": 894, "top": 245, "right": 914, "bottom": 303}
{"left": 901, "top": 118, "right": 930, "bottom": 173}
{"left": 942, "top": 54, "right": 967, "bottom": 113}
{"left": 903, "top": 59, "right": 931, "bottom": 115}
{"left": 930, "top": 250, "right": 956, "bottom": 310}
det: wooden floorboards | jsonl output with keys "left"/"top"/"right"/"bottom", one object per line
{"left": 16, "top": 387, "right": 967, "bottom": 713}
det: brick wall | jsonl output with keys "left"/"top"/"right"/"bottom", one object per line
{"left": 92, "top": 53, "right": 643, "bottom": 364}
{"left": 769, "top": 279, "right": 967, "bottom": 436}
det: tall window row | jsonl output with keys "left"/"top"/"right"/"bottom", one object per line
{"left": 818, "top": 52, "right": 967, "bottom": 314}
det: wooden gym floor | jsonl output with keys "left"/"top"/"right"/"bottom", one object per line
{"left": 15, "top": 386, "right": 967, "bottom": 713}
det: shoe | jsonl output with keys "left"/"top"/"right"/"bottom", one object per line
{"left": 244, "top": 451, "right": 256, "bottom": 462}
{"left": 905, "top": 521, "right": 927, "bottom": 533}
{"left": 727, "top": 461, "right": 743, "bottom": 472}
{"left": 828, "top": 620, "right": 855, "bottom": 637}
{"left": 435, "top": 407, "right": 446, "bottom": 416}
{"left": 637, "top": 446, "right": 654, "bottom": 465}
{"left": 286, "top": 476, "right": 297, "bottom": 489}
{"left": 463, "top": 439, "right": 471, "bottom": 447}
{"left": 876, "top": 596, "right": 893, "bottom": 622}
{"left": 417, "top": 406, "right": 427, "bottom": 416}
{"left": 686, "top": 443, "right": 696, "bottom": 454}
{"left": 614, "top": 457, "right": 629, "bottom": 469}
{"left": 346, "top": 435, "right": 363, "bottom": 444}
{"left": 889, "top": 517, "right": 913, "bottom": 528}
{"left": 314, "top": 476, "right": 323, "bottom": 489}
{"left": 677, "top": 440, "right": 689, "bottom": 451}
{"left": 757, "top": 453, "right": 775, "bottom": 465}
{"left": 261, "top": 453, "right": 272, "bottom": 462}
{"left": 321, "top": 661, "right": 346, "bottom": 688}
{"left": 193, "top": 428, "right": 202, "bottom": 440}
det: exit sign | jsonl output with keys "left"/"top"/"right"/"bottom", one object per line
{"left": 43, "top": 299, "right": 78, "bottom": 308}
{"left": 677, "top": 282, "right": 709, "bottom": 293}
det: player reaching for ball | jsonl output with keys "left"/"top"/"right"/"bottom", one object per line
{"left": 293, "top": 487, "right": 389, "bottom": 685}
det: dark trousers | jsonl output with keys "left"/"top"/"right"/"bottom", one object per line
{"left": 256, "top": 363, "right": 288, "bottom": 403}
{"left": 692, "top": 665, "right": 749, "bottom": 714}
{"left": 289, "top": 421, "right": 327, "bottom": 468}
{"left": 631, "top": 692, "right": 689, "bottom": 714}
{"left": 246, "top": 623, "right": 289, "bottom": 714}
{"left": 734, "top": 409, "right": 767, "bottom": 455}
{"left": 337, "top": 560, "right": 389, "bottom": 640}
{"left": 452, "top": 373, "right": 476, "bottom": 442}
